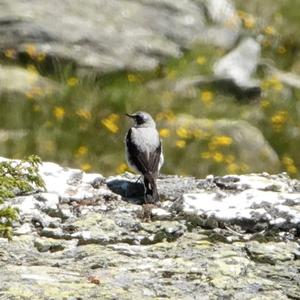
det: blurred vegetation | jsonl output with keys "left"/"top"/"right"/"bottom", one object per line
{"left": 0, "top": 0, "right": 299, "bottom": 178}
{"left": 0, "top": 155, "right": 45, "bottom": 239}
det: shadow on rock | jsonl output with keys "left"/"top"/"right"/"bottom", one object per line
{"left": 106, "top": 178, "right": 144, "bottom": 204}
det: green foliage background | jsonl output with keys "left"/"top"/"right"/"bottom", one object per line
{"left": 0, "top": 0, "right": 299, "bottom": 178}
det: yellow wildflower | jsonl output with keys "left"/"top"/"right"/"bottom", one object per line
{"left": 277, "top": 46, "right": 287, "bottom": 55}
{"left": 76, "top": 146, "right": 88, "bottom": 157}
{"left": 127, "top": 74, "right": 137, "bottom": 83}
{"left": 240, "top": 163, "right": 249, "bottom": 172}
{"left": 4, "top": 48, "right": 17, "bottom": 59}
{"left": 176, "top": 127, "right": 190, "bottom": 139}
{"left": 212, "top": 152, "right": 224, "bottom": 163}
{"left": 25, "top": 44, "right": 38, "bottom": 59}
{"left": 262, "top": 38, "right": 271, "bottom": 48}
{"left": 159, "top": 128, "right": 171, "bottom": 138}
{"left": 116, "top": 163, "right": 128, "bottom": 174}
{"left": 193, "top": 129, "right": 205, "bottom": 139}
{"left": 53, "top": 106, "right": 65, "bottom": 120}
{"left": 80, "top": 163, "right": 92, "bottom": 172}
{"left": 101, "top": 113, "right": 120, "bottom": 134}
{"left": 211, "top": 135, "right": 233, "bottom": 147}
{"left": 260, "top": 99, "right": 270, "bottom": 109}
{"left": 264, "top": 26, "right": 276, "bottom": 35}
{"left": 26, "top": 64, "right": 38, "bottom": 73}
{"left": 37, "top": 52, "right": 46, "bottom": 62}
{"left": 261, "top": 76, "right": 283, "bottom": 92}
{"left": 237, "top": 10, "right": 246, "bottom": 18}
{"left": 271, "top": 111, "right": 288, "bottom": 126}
{"left": 287, "top": 165, "right": 298, "bottom": 175}
{"left": 243, "top": 15, "right": 256, "bottom": 29}
{"left": 25, "top": 86, "right": 43, "bottom": 99}
{"left": 201, "top": 90, "right": 214, "bottom": 105}
{"left": 227, "top": 163, "right": 239, "bottom": 174}
{"left": 282, "top": 155, "right": 294, "bottom": 166}
{"left": 76, "top": 109, "right": 92, "bottom": 120}
{"left": 155, "top": 111, "right": 175, "bottom": 122}
{"left": 196, "top": 56, "right": 206, "bottom": 65}
{"left": 67, "top": 77, "right": 79, "bottom": 87}
{"left": 176, "top": 140, "right": 186, "bottom": 148}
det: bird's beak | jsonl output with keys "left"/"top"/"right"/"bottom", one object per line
{"left": 125, "top": 113, "right": 135, "bottom": 118}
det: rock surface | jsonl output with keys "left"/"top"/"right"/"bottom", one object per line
{"left": 1, "top": 159, "right": 300, "bottom": 299}
{"left": 213, "top": 37, "right": 262, "bottom": 98}
{"left": 0, "top": 65, "right": 58, "bottom": 97}
{"left": 0, "top": 0, "right": 240, "bottom": 72}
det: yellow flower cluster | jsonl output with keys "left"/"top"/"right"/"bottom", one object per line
{"left": 261, "top": 76, "right": 283, "bottom": 92}
{"left": 159, "top": 128, "right": 171, "bottom": 138}
{"left": 25, "top": 86, "right": 43, "bottom": 99}
{"left": 176, "top": 127, "right": 191, "bottom": 139}
{"left": 127, "top": 74, "right": 138, "bottom": 83}
{"left": 264, "top": 26, "right": 276, "bottom": 36}
{"left": 24, "top": 44, "right": 46, "bottom": 62}
{"left": 101, "top": 113, "right": 120, "bottom": 134}
{"left": 67, "top": 77, "right": 79, "bottom": 87}
{"left": 175, "top": 140, "right": 186, "bottom": 149}
{"left": 200, "top": 90, "right": 214, "bottom": 105}
{"left": 80, "top": 163, "right": 92, "bottom": 172}
{"left": 156, "top": 111, "right": 175, "bottom": 122}
{"left": 75, "top": 146, "right": 88, "bottom": 157}
{"left": 53, "top": 106, "right": 65, "bottom": 120}
{"left": 4, "top": 48, "right": 17, "bottom": 59}
{"left": 196, "top": 56, "right": 206, "bottom": 65}
{"left": 271, "top": 110, "right": 288, "bottom": 132}
{"left": 238, "top": 11, "right": 256, "bottom": 29}
{"left": 282, "top": 155, "right": 298, "bottom": 175}
{"left": 76, "top": 109, "right": 92, "bottom": 120}
{"left": 208, "top": 135, "right": 233, "bottom": 150}
{"left": 116, "top": 163, "right": 128, "bottom": 174}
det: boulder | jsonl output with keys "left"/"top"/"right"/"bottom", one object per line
{"left": 0, "top": 0, "right": 240, "bottom": 72}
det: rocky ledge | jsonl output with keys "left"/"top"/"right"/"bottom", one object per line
{"left": 1, "top": 161, "right": 300, "bottom": 299}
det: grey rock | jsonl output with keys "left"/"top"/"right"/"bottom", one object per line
{"left": 0, "top": 64, "right": 58, "bottom": 97}
{"left": 0, "top": 0, "right": 240, "bottom": 73}
{"left": 202, "top": 0, "right": 241, "bottom": 48}
{"left": 1, "top": 158, "right": 300, "bottom": 299}
{"left": 246, "top": 241, "right": 299, "bottom": 264}
{"left": 213, "top": 37, "right": 261, "bottom": 97}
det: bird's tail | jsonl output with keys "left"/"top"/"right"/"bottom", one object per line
{"left": 143, "top": 172, "right": 159, "bottom": 203}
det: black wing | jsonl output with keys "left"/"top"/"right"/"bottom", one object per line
{"left": 126, "top": 128, "right": 161, "bottom": 175}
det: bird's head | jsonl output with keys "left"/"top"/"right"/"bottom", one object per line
{"left": 126, "top": 111, "right": 156, "bottom": 127}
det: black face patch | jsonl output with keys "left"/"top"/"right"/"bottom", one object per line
{"left": 135, "top": 114, "right": 145, "bottom": 125}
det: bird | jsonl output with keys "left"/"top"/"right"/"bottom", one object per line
{"left": 125, "top": 111, "right": 164, "bottom": 203}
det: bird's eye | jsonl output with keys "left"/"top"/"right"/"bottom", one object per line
{"left": 136, "top": 115, "right": 144, "bottom": 124}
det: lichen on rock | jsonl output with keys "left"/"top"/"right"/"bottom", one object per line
{"left": 0, "top": 158, "right": 300, "bottom": 299}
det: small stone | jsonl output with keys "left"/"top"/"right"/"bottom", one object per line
{"left": 151, "top": 208, "right": 171, "bottom": 220}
